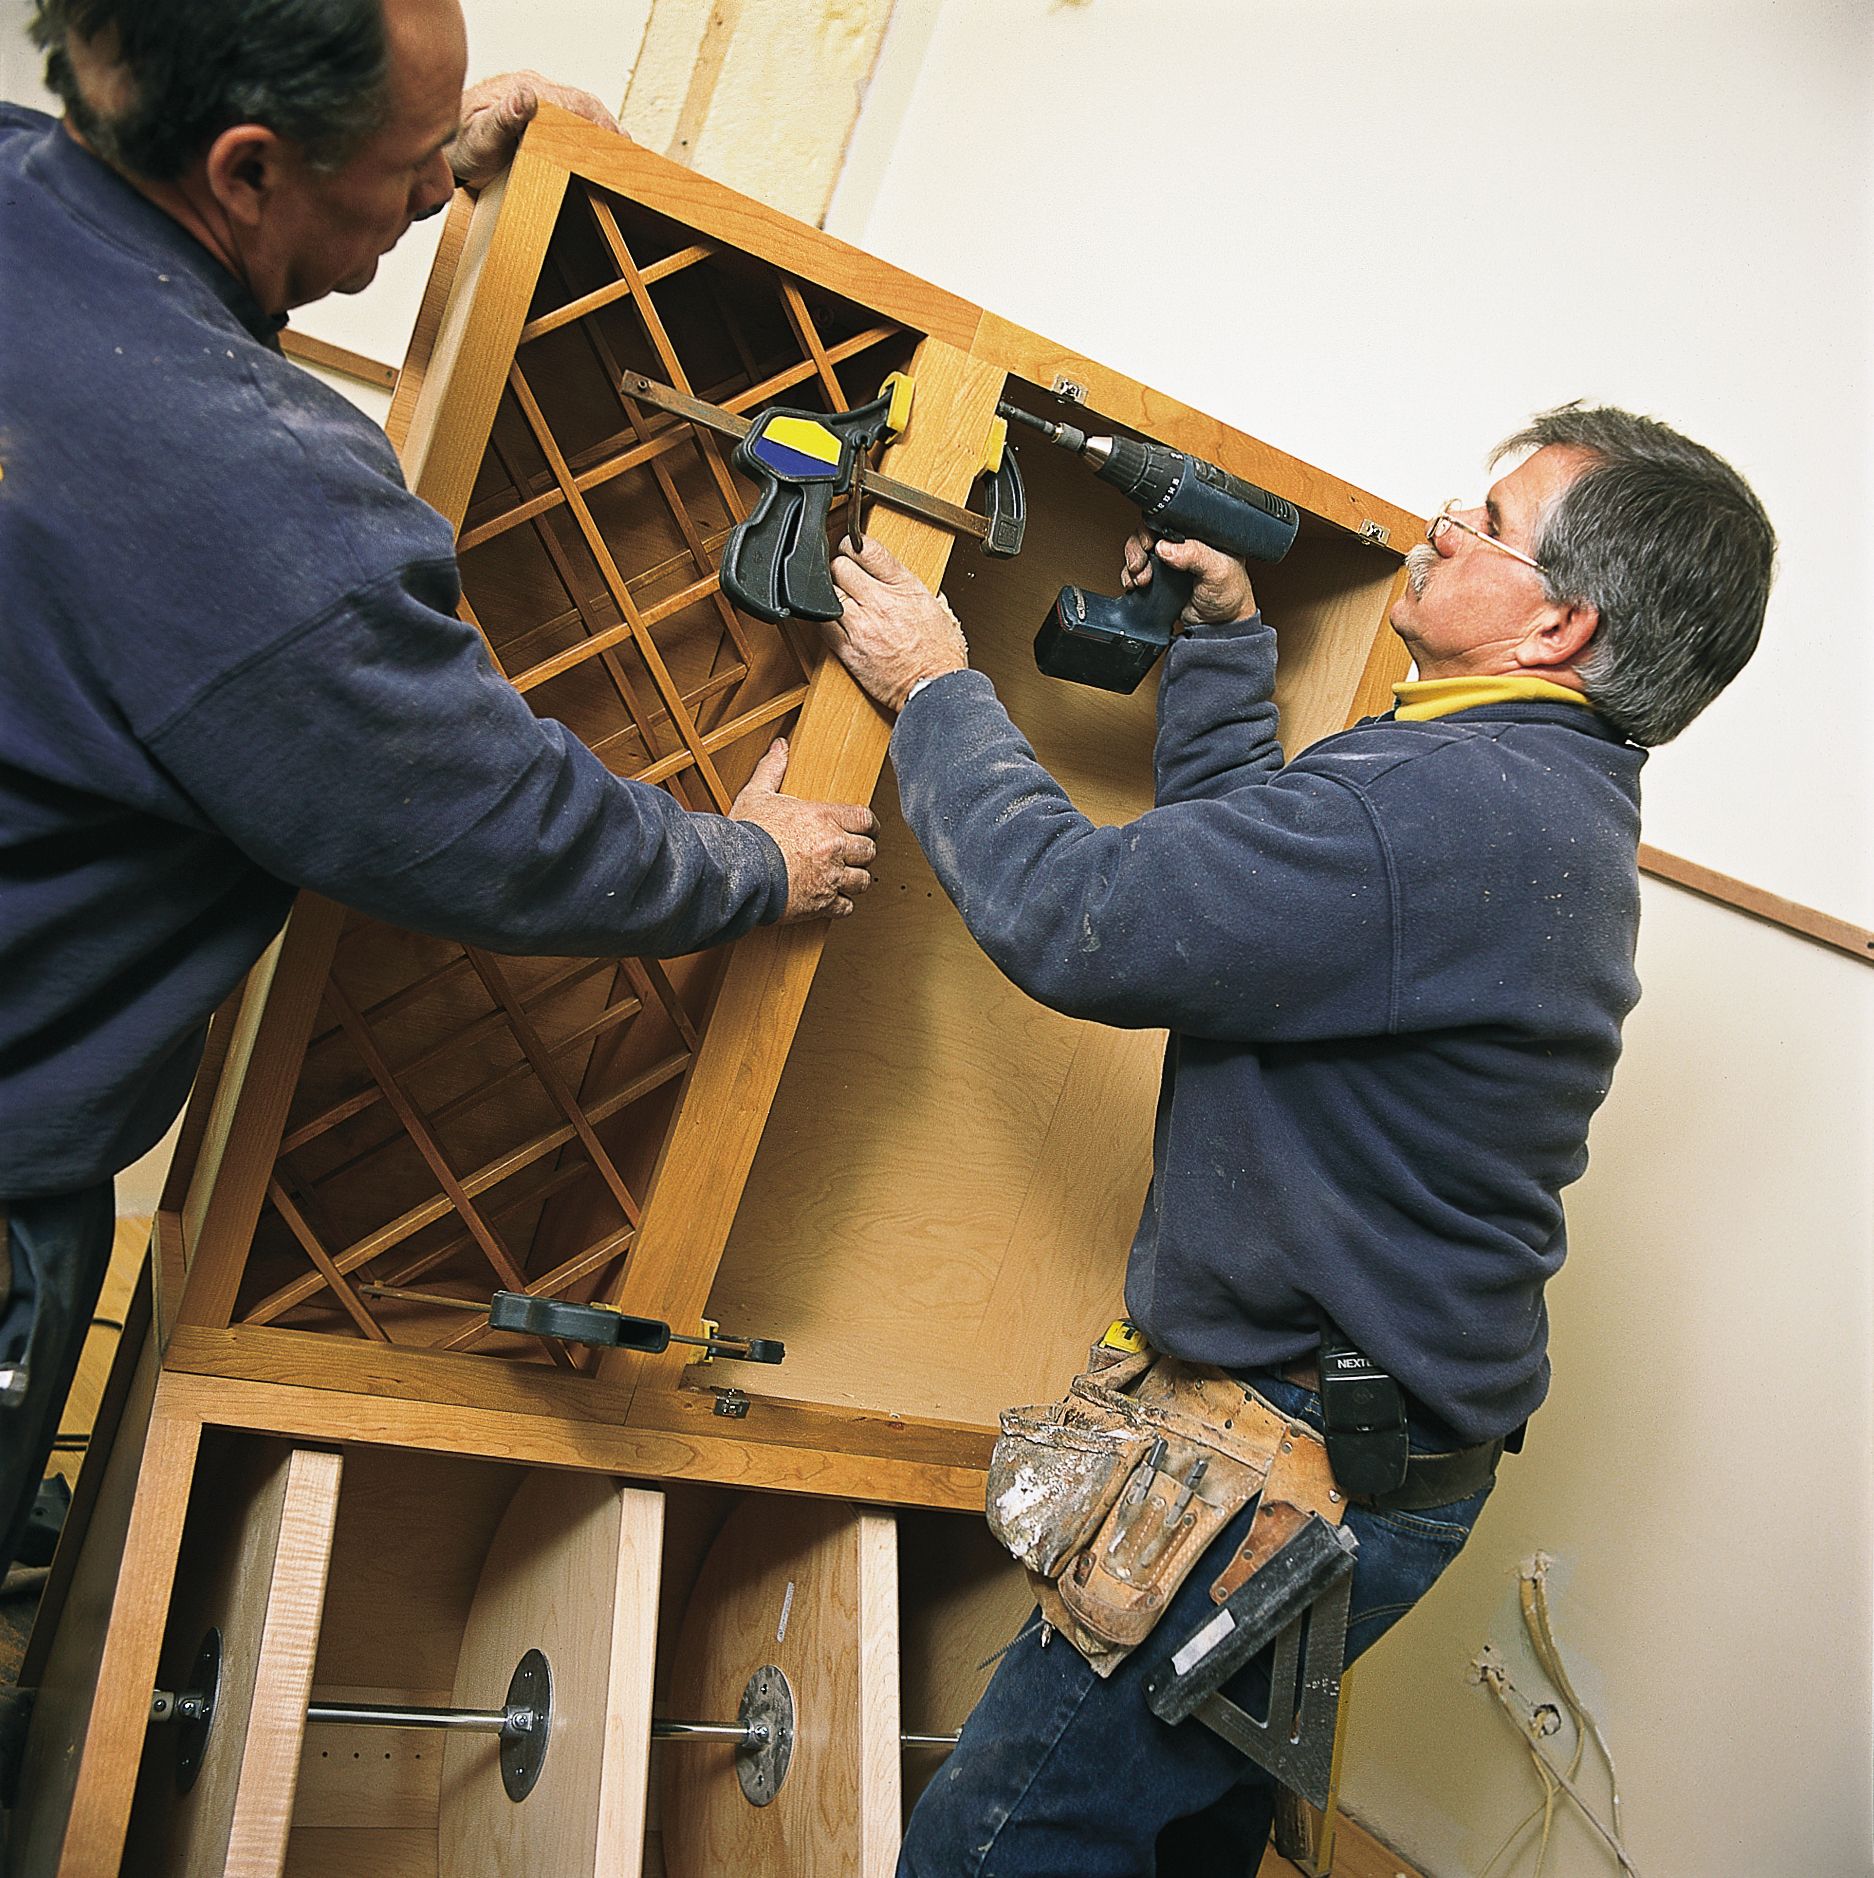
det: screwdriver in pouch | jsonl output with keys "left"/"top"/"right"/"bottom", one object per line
{"left": 1106, "top": 1435, "right": 1169, "bottom": 1569}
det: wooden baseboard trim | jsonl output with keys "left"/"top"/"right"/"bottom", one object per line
{"left": 279, "top": 328, "right": 399, "bottom": 392}
{"left": 1639, "top": 843, "right": 1873, "bottom": 964}
{"left": 1260, "top": 1807, "right": 1424, "bottom": 1878}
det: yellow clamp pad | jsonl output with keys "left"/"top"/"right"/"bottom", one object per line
{"left": 980, "top": 413, "right": 1008, "bottom": 476}
{"left": 696, "top": 1316, "right": 720, "bottom": 1365}
{"left": 878, "top": 371, "right": 915, "bottom": 439}
{"left": 1099, "top": 1318, "right": 1146, "bottom": 1354}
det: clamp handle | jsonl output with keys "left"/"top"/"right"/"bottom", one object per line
{"left": 974, "top": 415, "right": 1026, "bottom": 559}
{"left": 487, "top": 1291, "right": 784, "bottom": 1364}
{"left": 720, "top": 382, "right": 907, "bottom": 624}
{"left": 722, "top": 458, "right": 842, "bottom": 622}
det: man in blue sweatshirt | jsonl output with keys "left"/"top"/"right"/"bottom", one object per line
{"left": 0, "top": 0, "right": 879, "bottom": 1590}
{"left": 825, "top": 409, "right": 1773, "bottom": 1875}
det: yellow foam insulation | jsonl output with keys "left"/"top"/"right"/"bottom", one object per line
{"left": 623, "top": 0, "right": 896, "bottom": 226}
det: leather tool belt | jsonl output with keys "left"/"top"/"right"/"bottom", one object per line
{"left": 985, "top": 1340, "right": 1345, "bottom": 1677}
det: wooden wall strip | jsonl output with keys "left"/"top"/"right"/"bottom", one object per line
{"left": 385, "top": 187, "right": 477, "bottom": 451}
{"left": 1639, "top": 843, "right": 1874, "bottom": 965}
{"left": 280, "top": 329, "right": 398, "bottom": 391}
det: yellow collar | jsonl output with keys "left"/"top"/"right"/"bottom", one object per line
{"left": 1392, "top": 676, "right": 1591, "bottom": 723}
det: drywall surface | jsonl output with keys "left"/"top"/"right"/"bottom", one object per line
{"left": 1344, "top": 883, "right": 1874, "bottom": 1873}
{"left": 834, "top": 2, "right": 1874, "bottom": 1873}
{"left": 833, "top": 0, "right": 1873, "bottom": 928}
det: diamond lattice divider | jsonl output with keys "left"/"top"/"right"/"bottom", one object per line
{"left": 235, "top": 913, "right": 697, "bottom": 1366}
{"left": 227, "top": 173, "right": 922, "bottom": 1364}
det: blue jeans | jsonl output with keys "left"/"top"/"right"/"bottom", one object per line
{"left": 900, "top": 1377, "right": 1493, "bottom": 1878}
{"left": 0, "top": 1184, "right": 116, "bottom": 1582}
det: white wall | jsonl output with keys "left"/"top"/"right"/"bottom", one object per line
{"left": 831, "top": 2, "right": 1874, "bottom": 1873}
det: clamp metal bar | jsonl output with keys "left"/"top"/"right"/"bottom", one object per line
{"left": 619, "top": 373, "right": 989, "bottom": 542}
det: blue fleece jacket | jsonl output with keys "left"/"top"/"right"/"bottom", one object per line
{"left": 890, "top": 615, "right": 1644, "bottom": 1443}
{"left": 0, "top": 109, "right": 787, "bottom": 1197}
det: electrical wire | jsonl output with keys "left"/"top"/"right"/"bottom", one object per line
{"left": 1475, "top": 1651, "right": 1563, "bottom": 1878}
{"left": 1473, "top": 1554, "right": 1639, "bottom": 1877}
{"left": 1521, "top": 1556, "right": 1627, "bottom": 1848}
{"left": 1478, "top": 1663, "right": 1640, "bottom": 1875}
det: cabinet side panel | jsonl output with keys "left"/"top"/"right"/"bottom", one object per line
{"left": 13, "top": 1362, "right": 201, "bottom": 1878}
{"left": 600, "top": 334, "right": 1004, "bottom": 1392}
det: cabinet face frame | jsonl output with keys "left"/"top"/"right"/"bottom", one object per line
{"left": 154, "top": 108, "right": 1416, "bottom": 1504}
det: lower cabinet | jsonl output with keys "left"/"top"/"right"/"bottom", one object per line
{"left": 121, "top": 1438, "right": 1029, "bottom": 1877}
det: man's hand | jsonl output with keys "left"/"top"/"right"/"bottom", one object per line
{"left": 1120, "top": 531, "right": 1257, "bottom": 626}
{"left": 447, "top": 72, "right": 621, "bottom": 188}
{"left": 730, "top": 738, "right": 877, "bottom": 922}
{"left": 824, "top": 537, "right": 970, "bottom": 713}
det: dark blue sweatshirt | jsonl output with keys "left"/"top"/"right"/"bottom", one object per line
{"left": 0, "top": 109, "right": 787, "bottom": 1198}
{"left": 891, "top": 617, "right": 1644, "bottom": 1443}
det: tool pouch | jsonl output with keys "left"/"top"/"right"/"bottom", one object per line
{"left": 986, "top": 1344, "right": 1310, "bottom": 1676}
{"left": 985, "top": 1346, "right": 1156, "bottom": 1579}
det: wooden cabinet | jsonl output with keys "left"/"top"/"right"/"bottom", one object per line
{"left": 16, "top": 109, "right": 1415, "bottom": 1875}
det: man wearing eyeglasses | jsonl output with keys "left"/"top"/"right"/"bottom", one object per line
{"left": 823, "top": 405, "right": 1774, "bottom": 1876}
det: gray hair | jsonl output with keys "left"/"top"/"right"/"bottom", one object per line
{"left": 30, "top": 0, "right": 389, "bottom": 182}
{"left": 1496, "top": 403, "right": 1775, "bottom": 746}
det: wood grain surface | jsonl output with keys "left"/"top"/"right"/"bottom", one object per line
{"left": 661, "top": 1497, "right": 899, "bottom": 1878}
{"left": 437, "top": 1473, "right": 664, "bottom": 1876}
{"left": 12, "top": 1363, "right": 201, "bottom": 1878}
{"left": 126, "top": 1445, "right": 342, "bottom": 1877}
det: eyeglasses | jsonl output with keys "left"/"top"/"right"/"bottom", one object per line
{"left": 1427, "top": 500, "right": 1546, "bottom": 575}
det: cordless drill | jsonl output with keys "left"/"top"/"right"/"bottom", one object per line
{"left": 1002, "top": 405, "right": 1300, "bottom": 694}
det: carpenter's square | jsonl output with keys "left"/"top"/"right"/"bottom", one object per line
{"left": 1142, "top": 1512, "right": 1356, "bottom": 1810}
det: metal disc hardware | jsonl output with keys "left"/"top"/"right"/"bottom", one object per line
{"left": 158, "top": 1625, "right": 221, "bottom": 1794}
{"left": 653, "top": 1660, "right": 961, "bottom": 1811}
{"left": 499, "top": 1647, "right": 552, "bottom": 1800}
{"left": 652, "top": 1664, "right": 796, "bottom": 1807}
{"left": 734, "top": 1665, "right": 794, "bottom": 1807}
{"left": 152, "top": 1640, "right": 554, "bottom": 1804}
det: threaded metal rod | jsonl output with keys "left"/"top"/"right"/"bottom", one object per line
{"left": 654, "top": 1719, "right": 770, "bottom": 1743}
{"left": 306, "top": 1700, "right": 528, "bottom": 1734}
